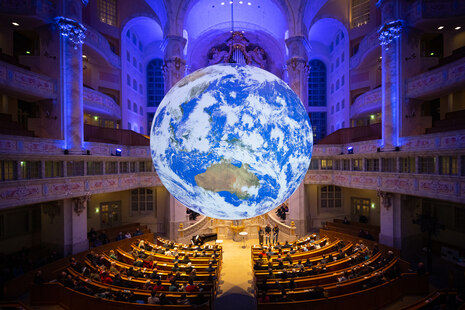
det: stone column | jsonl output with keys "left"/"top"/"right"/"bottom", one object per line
{"left": 168, "top": 196, "right": 189, "bottom": 240}
{"left": 56, "top": 0, "right": 86, "bottom": 154}
{"left": 63, "top": 196, "right": 89, "bottom": 255}
{"left": 162, "top": 35, "right": 187, "bottom": 93}
{"left": 285, "top": 36, "right": 309, "bottom": 105}
{"left": 377, "top": 0, "right": 406, "bottom": 150}
{"left": 285, "top": 36, "right": 309, "bottom": 236}
{"left": 162, "top": 34, "right": 187, "bottom": 239}
{"left": 378, "top": 191, "right": 402, "bottom": 248}
{"left": 41, "top": 195, "right": 89, "bottom": 256}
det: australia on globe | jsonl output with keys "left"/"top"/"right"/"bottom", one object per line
{"left": 150, "top": 64, "right": 313, "bottom": 220}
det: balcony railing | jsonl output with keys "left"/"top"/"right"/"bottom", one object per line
{"left": 350, "top": 87, "right": 382, "bottom": 119}
{"left": 406, "top": 55, "right": 465, "bottom": 99}
{"left": 0, "top": 0, "right": 56, "bottom": 21}
{"left": 83, "top": 87, "right": 121, "bottom": 119}
{"left": 350, "top": 28, "right": 379, "bottom": 70}
{"left": 84, "top": 24, "right": 121, "bottom": 69}
{"left": 406, "top": 0, "right": 465, "bottom": 25}
{"left": 0, "top": 60, "right": 57, "bottom": 100}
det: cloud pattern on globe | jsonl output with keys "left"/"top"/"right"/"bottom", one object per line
{"left": 150, "top": 64, "right": 313, "bottom": 220}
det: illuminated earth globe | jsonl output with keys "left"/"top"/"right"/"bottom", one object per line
{"left": 150, "top": 64, "right": 313, "bottom": 220}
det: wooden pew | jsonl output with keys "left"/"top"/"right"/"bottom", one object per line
{"left": 31, "top": 282, "right": 211, "bottom": 310}
{"left": 400, "top": 289, "right": 458, "bottom": 310}
{"left": 261, "top": 257, "right": 399, "bottom": 300}
{"left": 256, "top": 272, "right": 429, "bottom": 310}
{"left": 253, "top": 242, "right": 354, "bottom": 275}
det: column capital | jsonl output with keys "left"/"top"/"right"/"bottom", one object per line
{"left": 161, "top": 35, "right": 187, "bottom": 59}
{"left": 54, "top": 16, "right": 86, "bottom": 49}
{"left": 378, "top": 19, "right": 407, "bottom": 50}
{"left": 285, "top": 36, "right": 309, "bottom": 60}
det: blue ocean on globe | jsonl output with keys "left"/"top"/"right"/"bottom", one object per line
{"left": 150, "top": 64, "right": 313, "bottom": 220}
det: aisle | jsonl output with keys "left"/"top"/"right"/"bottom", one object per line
{"left": 213, "top": 238, "right": 257, "bottom": 310}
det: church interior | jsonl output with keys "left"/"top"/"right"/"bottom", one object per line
{"left": 0, "top": 0, "right": 465, "bottom": 309}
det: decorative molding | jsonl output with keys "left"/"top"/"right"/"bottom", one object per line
{"left": 378, "top": 19, "right": 406, "bottom": 50}
{"left": 0, "top": 60, "right": 57, "bottom": 100}
{"left": 55, "top": 16, "right": 86, "bottom": 49}
{"left": 72, "top": 193, "right": 90, "bottom": 216}
{"left": 377, "top": 189, "right": 393, "bottom": 210}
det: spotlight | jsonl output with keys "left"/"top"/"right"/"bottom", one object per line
{"left": 12, "top": 22, "right": 20, "bottom": 27}
{"left": 115, "top": 148, "right": 122, "bottom": 156}
{"left": 455, "top": 26, "right": 461, "bottom": 30}
{"left": 248, "top": 2, "right": 251, "bottom": 5}
{"left": 347, "top": 146, "right": 354, "bottom": 154}
{"left": 437, "top": 26, "right": 444, "bottom": 30}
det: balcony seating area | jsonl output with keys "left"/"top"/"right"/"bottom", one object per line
{"left": 426, "top": 109, "right": 465, "bottom": 134}
{"left": 318, "top": 123, "right": 381, "bottom": 144}
{"left": 0, "top": 113, "right": 35, "bottom": 137}
{"left": 84, "top": 124, "right": 149, "bottom": 146}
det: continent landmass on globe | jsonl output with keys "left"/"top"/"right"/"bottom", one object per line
{"left": 194, "top": 160, "right": 260, "bottom": 200}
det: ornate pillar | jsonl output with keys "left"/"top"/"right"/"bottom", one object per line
{"left": 64, "top": 195, "right": 90, "bottom": 254}
{"left": 162, "top": 35, "right": 187, "bottom": 93}
{"left": 56, "top": 0, "right": 87, "bottom": 154}
{"left": 377, "top": 0, "right": 406, "bottom": 150}
{"left": 285, "top": 36, "right": 309, "bottom": 236}
{"left": 378, "top": 191, "right": 402, "bottom": 248}
{"left": 285, "top": 36, "right": 309, "bottom": 106}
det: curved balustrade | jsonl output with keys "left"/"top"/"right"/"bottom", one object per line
{"left": 0, "top": 0, "right": 55, "bottom": 21}
{"left": 84, "top": 24, "right": 121, "bottom": 69}
{"left": 0, "top": 60, "right": 57, "bottom": 100}
{"left": 83, "top": 87, "right": 121, "bottom": 119}
{"left": 177, "top": 215, "right": 210, "bottom": 242}
{"left": 350, "top": 87, "right": 381, "bottom": 119}
{"left": 406, "top": 56, "right": 465, "bottom": 99}
{"left": 350, "top": 28, "right": 379, "bottom": 70}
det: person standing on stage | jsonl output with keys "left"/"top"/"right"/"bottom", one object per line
{"left": 272, "top": 224, "right": 279, "bottom": 244}
{"left": 258, "top": 227, "right": 264, "bottom": 246}
{"left": 265, "top": 224, "right": 271, "bottom": 245}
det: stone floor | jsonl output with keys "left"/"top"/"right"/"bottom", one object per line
{"left": 213, "top": 238, "right": 258, "bottom": 310}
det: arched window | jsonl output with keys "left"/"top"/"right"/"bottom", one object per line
{"left": 308, "top": 60, "right": 326, "bottom": 107}
{"left": 147, "top": 58, "right": 164, "bottom": 107}
{"left": 307, "top": 59, "right": 327, "bottom": 144}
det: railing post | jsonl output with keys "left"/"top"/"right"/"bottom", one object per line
{"left": 178, "top": 223, "right": 184, "bottom": 238}
{"left": 290, "top": 221, "right": 296, "bottom": 237}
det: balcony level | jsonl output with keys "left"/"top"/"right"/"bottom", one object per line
{"left": 0, "top": 0, "right": 56, "bottom": 21}
{"left": 350, "top": 87, "right": 381, "bottom": 120}
{"left": 83, "top": 87, "right": 121, "bottom": 120}
{"left": 406, "top": 50, "right": 465, "bottom": 100}
{"left": 83, "top": 24, "right": 121, "bottom": 69}
{"left": 0, "top": 59, "right": 56, "bottom": 101}
{"left": 406, "top": 0, "right": 465, "bottom": 27}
